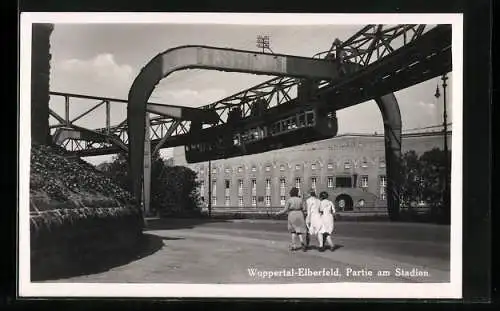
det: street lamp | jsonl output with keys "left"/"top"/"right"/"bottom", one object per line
{"left": 441, "top": 74, "right": 449, "bottom": 159}
{"left": 434, "top": 74, "right": 450, "bottom": 215}
{"left": 256, "top": 35, "right": 273, "bottom": 53}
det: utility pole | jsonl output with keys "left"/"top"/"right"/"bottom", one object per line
{"left": 208, "top": 160, "right": 212, "bottom": 217}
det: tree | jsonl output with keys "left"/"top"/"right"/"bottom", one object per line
{"left": 153, "top": 165, "right": 201, "bottom": 216}
{"left": 400, "top": 148, "right": 451, "bottom": 223}
{"left": 400, "top": 150, "right": 423, "bottom": 207}
{"left": 420, "top": 148, "right": 451, "bottom": 223}
{"left": 420, "top": 148, "right": 450, "bottom": 205}
{"left": 100, "top": 153, "right": 132, "bottom": 193}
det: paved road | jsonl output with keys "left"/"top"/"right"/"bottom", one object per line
{"left": 41, "top": 219, "right": 450, "bottom": 284}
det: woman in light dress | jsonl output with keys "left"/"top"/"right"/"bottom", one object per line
{"left": 318, "top": 191, "right": 336, "bottom": 252}
{"left": 305, "top": 190, "right": 322, "bottom": 248}
{"left": 276, "top": 187, "right": 308, "bottom": 252}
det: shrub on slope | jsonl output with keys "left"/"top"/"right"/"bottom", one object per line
{"left": 29, "top": 144, "right": 143, "bottom": 280}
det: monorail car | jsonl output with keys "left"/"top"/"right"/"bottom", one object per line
{"left": 184, "top": 100, "right": 338, "bottom": 163}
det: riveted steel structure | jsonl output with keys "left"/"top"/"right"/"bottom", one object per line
{"left": 127, "top": 45, "right": 348, "bottom": 218}
{"left": 49, "top": 24, "right": 452, "bottom": 221}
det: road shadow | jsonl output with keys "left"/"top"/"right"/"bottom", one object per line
{"left": 160, "top": 236, "right": 186, "bottom": 241}
{"left": 331, "top": 244, "right": 344, "bottom": 251}
{"left": 144, "top": 217, "right": 230, "bottom": 231}
{"left": 306, "top": 244, "right": 344, "bottom": 252}
{"left": 32, "top": 233, "right": 165, "bottom": 282}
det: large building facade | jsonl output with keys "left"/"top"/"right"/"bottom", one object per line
{"left": 173, "top": 131, "right": 452, "bottom": 211}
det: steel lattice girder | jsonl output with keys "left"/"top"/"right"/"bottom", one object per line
{"left": 320, "top": 24, "right": 452, "bottom": 109}
{"left": 67, "top": 24, "right": 449, "bottom": 154}
{"left": 63, "top": 24, "right": 450, "bottom": 158}
{"left": 49, "top": 91, "right": 219, "bottom": 125}
{"left": 127, "top": 45, "right": 348, "bottom": 206}
{"left": 53, "top": 126, "right": 128, "bottom": 152}
{"left": 47, "top": 23, "right": 451, "bottom": 221}
{"left": 48, "top": 91, "right": 217, "bottom": 154}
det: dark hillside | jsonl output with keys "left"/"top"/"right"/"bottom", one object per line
{"left": 30, "top": 144, "right": 144, "bottom": 281}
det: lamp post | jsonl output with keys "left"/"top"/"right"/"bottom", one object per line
{"left": 434, "top": 74, "right": 450, "bottom": 216}
{"left": 208, "top": 160, "right": 212, "bottom": 217}
{"left": 441, "top": 74, "right": 450, "bottom": 217}
{"left": 441, "top": 74, "right": 449, "bottom": 161}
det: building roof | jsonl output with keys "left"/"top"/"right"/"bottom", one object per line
{"left": 172, "top": 130, "right": 452, "bottom": 165}
{"left": 332, "top": 130, "right": 452, "bottom": 139}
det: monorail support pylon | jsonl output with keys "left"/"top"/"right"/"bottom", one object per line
{"left": 128, "top": 45, "right": 346, "bottom": 214}
{"left": 375, "top": 93, "right": 402, "bottom": 221}
{"left": 142, "top": 113, "right": 151, "bottom": 217}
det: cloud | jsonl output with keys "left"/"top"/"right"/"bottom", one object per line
{"left": 150, "top": 88, "right": 228, "bottom": 108}
{"left": 64, "top": 54, "right": 134, "bottom": 84}
{"left": 49, "top": 53, "right": 231, "bottom": 131}
{"left": 336, "top": 100, "right": 384, "bottom": 134}
{"left": 51, "top": 53, "right": 136, "bottom": 99}
{"left": 417, "top": 100, "right": 437, "bottom": 112}
{"left": 49, "top": 54, "right": 136, "bottom": 129}
{"left": 400, "top": 100, "right": 442, "bottom": 129}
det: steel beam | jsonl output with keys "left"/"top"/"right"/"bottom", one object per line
{"left": 64, "top": 96, "right": 70, "bottom": 126}
{"left": 146, "top": 103, "right": 218, "bottom": 123}
{"left": 52, "top": 126, "right": 128, "bottom": 152}
{"left": 375, "top": 93, "right": 402, "bottom": 221}
{"left": 67, "top": 34, "right": 449, "bottom": 158}
{"left": 53, "top": 127, "right": 88, "bottom": 145}
{"left": 50, "top": 91, "right": 215, "bottom": 120}
{"left": 128, "top": 45, "right": 343, "bottom": 206}
{"left": 70, "top": 100, "right": 105, "bottom": 124}
{"left": 49, "top": 108, "right": 66, "bottom": 125}
{"left": 54, "top": 25, "right": 450, "bottom": 156}
{"left": 153, "top": 120, "right": 181, "bottom": 155}
{"left": 106, "top": 101, "right": 110, "bottom": 134}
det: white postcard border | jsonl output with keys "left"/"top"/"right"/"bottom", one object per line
{"left": 18, "top": 12, "right": 463, "bottom": 299}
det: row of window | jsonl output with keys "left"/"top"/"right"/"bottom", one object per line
{"left": 207, "top": 195, "right": 290, "bottom": 207}
{"left": 200, "top": 176, "right": 386, "bottom": 190}
{"left": 268, "top": 111, "right": 316, "bottom": 136}
{"left": 200, "top": 176, "right": 387, "bottom": 205}
{"left": 198, "top": 160, "right": 386, "bottom": 175}
{"left": 207, "top": 193, "right": 389, "bottom": 207}
{"left": 211, "top": 195, "right": 274, "bottom": 207}
{"left": 232, "top": 111, "right": 317, "bottom": 147}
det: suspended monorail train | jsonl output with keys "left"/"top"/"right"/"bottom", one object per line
{"left": 184, "top": 83, "right": 339, "bottom": 163}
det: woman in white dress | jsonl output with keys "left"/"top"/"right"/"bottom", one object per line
{"left": 305, "top": 190, "right": 322, "bottom": 248}
{"left": 318, "top": 191, "right": 336, "bottom": 252}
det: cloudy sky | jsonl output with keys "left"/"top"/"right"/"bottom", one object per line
{"left": 46, "top": 21, "right": 453, "bottom": 165}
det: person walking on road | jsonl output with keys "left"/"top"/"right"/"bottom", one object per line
{"left": 276, "top": 187, "right": 308, "bottom": 252}
{"left": 318, "top": 191, "right": 336, "bottom": 252}
{"left": 305, "top": 189, "right": 322, "bottom": 249}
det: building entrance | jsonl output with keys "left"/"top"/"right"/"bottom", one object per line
{"left": 335, "top": 194, "right": 354, "bottom": 211}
